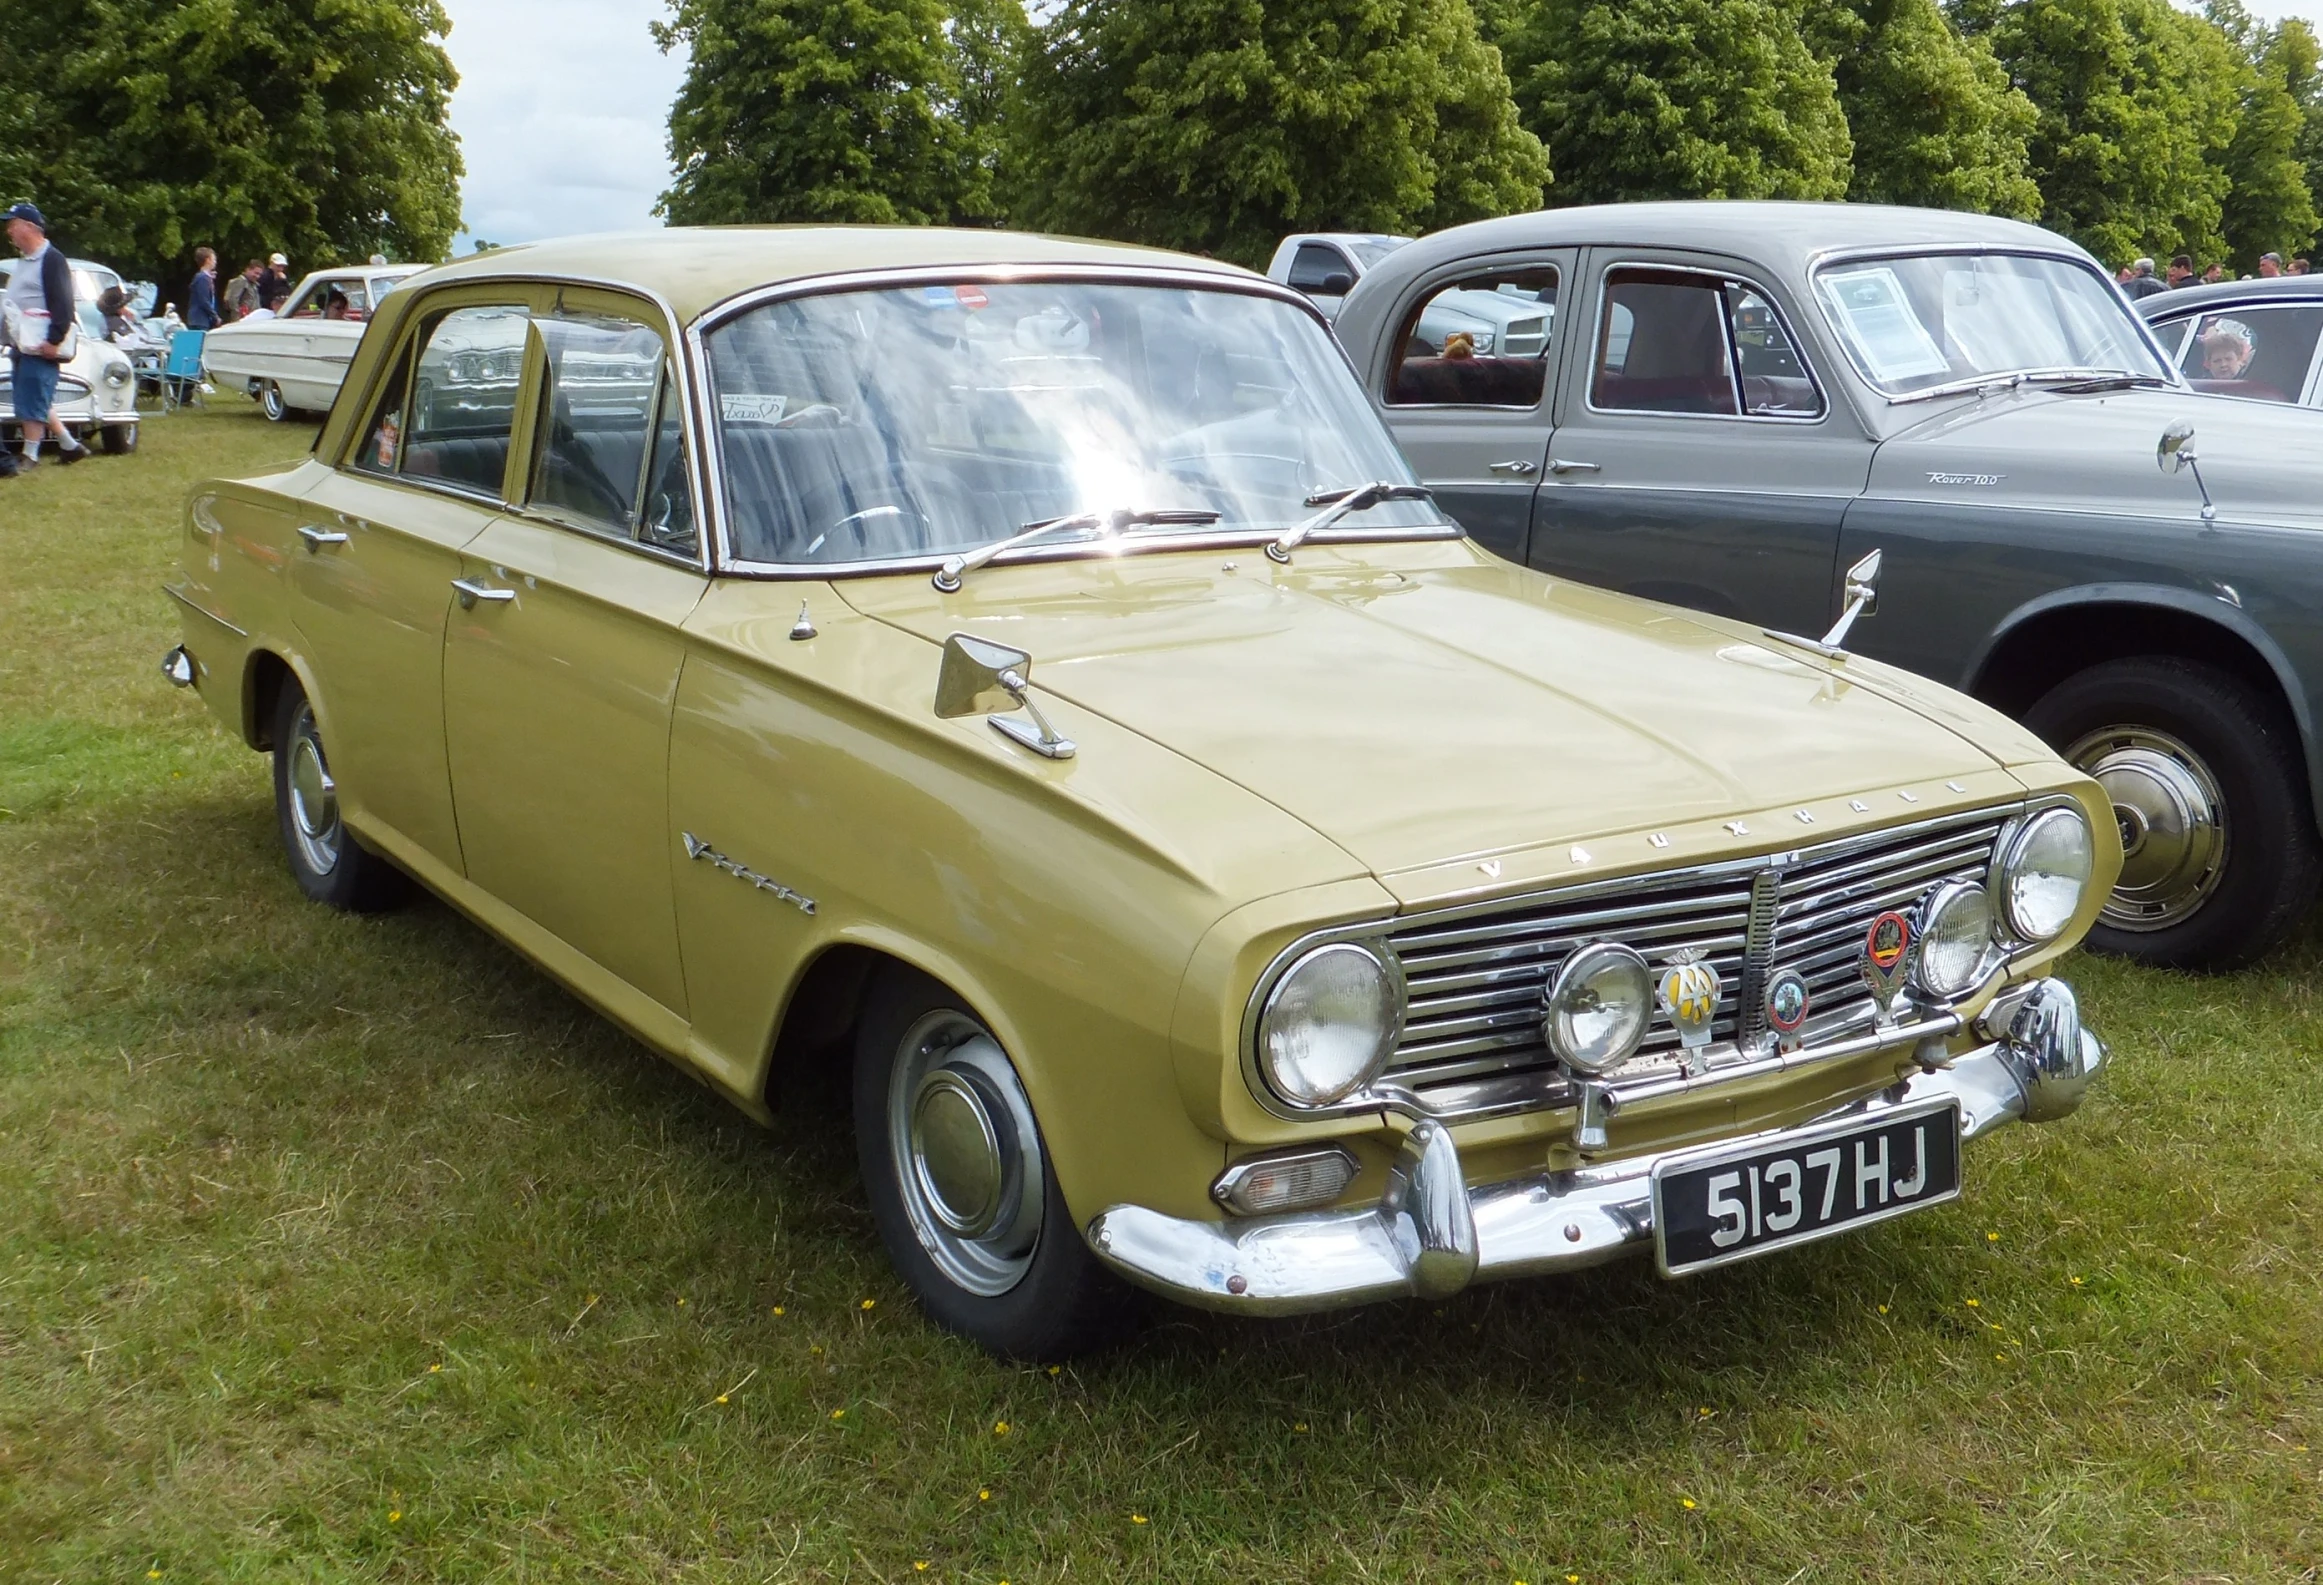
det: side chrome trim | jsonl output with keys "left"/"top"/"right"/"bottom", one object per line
{"left": 682, "top": 832, "right": 816, "bottom": 915}
{"left": 161, "top": 581, "right": 247, "bottom": 637}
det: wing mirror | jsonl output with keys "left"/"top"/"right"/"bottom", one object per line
{"left": 935, "top": 632, "right": 1076, "bottom": 760}
{"left": 1317, "top": 270, "right": 1356, "bottom": 297}
{"left": 2158, "top": 419, "right": 2218, "bottom": 526}
{"left": 1818, "top": 549, "right": 1882, "bottom": 651}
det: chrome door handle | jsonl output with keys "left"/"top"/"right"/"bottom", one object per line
{"left": 451, "top": 578, "right": 516, "bottom": 609}
{"left": 1547, "top": 458, "right": 1602, "bottom": 475}
{"left": 1487, "top": 459, "right": 1539, "bottom": 476}
{"left": 297, "top": 525, "right": 350, "bottom": 551}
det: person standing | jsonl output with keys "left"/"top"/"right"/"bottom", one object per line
{"left": 4, "top": 202, "right": 89, "bottom": 468}
{"left": 2166, "top": 254, "right": 2196, "bottom": 288}
{"left": 223, "top": 259, "right": 263, "bottom": 320}
{"left": 186, "top": 247, "right": 219, "bottom": 328}
{"left": 2258, "top": 253, "right": 2284, "bottom": 279}
{"left": 258, "top": 252, "right": 292, "bottom": 313}
{"left": 2122, "top": 257, "right": 2168, "bottom": 299}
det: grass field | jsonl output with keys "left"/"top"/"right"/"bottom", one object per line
{"left": 2, "top": 402, "right": 2319, "bottom": 1583}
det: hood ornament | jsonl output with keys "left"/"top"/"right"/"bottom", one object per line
{"left": 934, "top": 632, "right": 1076, "bottom": 760}
{"left": 1658, "top": 949, "right": 1723, "bottom": 1075}
{"left": 1860, "top": 910, "right": 1916, "bottom": 1022}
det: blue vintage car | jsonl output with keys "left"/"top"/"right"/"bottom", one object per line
{"left": 1331, "top": 202, "right": 2323, "bottom": 971}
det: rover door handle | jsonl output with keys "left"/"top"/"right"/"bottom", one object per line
{"left": 1547, "top": 458, "right": 1602, "bottom": 475}
{"left": 297, "top": 525, "right": 350, "bottom": 551}
{"left": 1488, "top": 458, "right": 1539, "bottom": 476}
{"left": 451, "top": 578, "right": 515, "bottom": 609}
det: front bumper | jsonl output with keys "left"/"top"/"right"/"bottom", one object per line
{"left": 1088, "top": 977, "right": 2102, "bottom": 1315}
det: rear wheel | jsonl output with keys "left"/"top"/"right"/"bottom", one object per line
{"left": 852, "top": 965, "right": 1134, "bottom": 1359}
{"left": 271, "top": 679, "right": 410, "bottom": 912}
{"left": 2025, "top": 657, "right": 2317, "bottom": 970}
{"left": 259, "top": 381, "right": 293, "bottom": 422}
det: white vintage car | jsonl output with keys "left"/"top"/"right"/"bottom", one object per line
{"left": 0, "top": 254, "right": 142, "bottom": 453}
{"left": 202, "top": 265, "right": 426, "bottom": 420}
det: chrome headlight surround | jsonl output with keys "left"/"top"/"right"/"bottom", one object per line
{"left": 1253, "top": 941, "right": 1405, "bottom": 1110}
{"left": 1912, "top": 879, "right": 1998, "bottom": 1000}
{"left": 1541, "top": 942, "right": 1654, "bottom": 1075}
{"left": 1993, "top": 805, "right": 2095, "bottom": 945}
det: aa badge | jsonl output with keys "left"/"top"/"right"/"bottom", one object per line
{"left": 1860, "top": 909, "right": 1915, "bottom": 1015}
{"left": 1658, "top": 949, "right": 1723, "bottom": 1069}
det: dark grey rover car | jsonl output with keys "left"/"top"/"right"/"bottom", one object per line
{"left": 1333, "top": 201, "right": 2323, "bottom": 971}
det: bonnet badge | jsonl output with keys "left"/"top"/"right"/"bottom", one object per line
{"left": 1658, "top": 949, "right": 1723, "bottom": 1072}
{"left": 1860, "top": 910, "right": 1914, "bottom": 1014}
{"left": 1765, "top": 968, "right": 1812, "bottom": 1050}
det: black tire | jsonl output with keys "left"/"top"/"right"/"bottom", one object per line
{"left": 271, "top": 679, "right": 410, "bottom": 913}
{"left": 101, "top": 422, "right": 137, "bottom": 455}
{"left": 852, "top": 964, "right": 1136, "bottom": 1359}
{"left": 2024, "top": 656, "right": 2318, "bottom": 970}
{"left": 260, "top": 381, "right": 290, "bottom": 422}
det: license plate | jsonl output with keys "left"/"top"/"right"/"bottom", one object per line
{"left": 1651, "top": 1099, "right": 1962, "bottom": 1276}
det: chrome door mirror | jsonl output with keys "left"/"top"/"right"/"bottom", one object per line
{"left": 2157, "top": 419, "right": 2218, "bottom": 525}
{"left": 1818, "top": 548, "right": 1882, "bottom": 652}
{"left": 935, "top": 632, "right": 1076, "bottom": 760}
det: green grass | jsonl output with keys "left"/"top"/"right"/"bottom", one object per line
{"left": 2, "top": 403, "right": 2320, "bottom": 1583}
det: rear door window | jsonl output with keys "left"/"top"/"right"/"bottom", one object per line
{"left": 1592, "top": 268, "right": 1824, "bottom": 419}
{"left": 525, "top": 310, "right": 689, "bottom": 550}
{"left": 404, "top": 305, "right": 529, "bottom": 496}
{"left": 1386, "top": 265, "right": 1560, "bottom": 408}
{"left": 2173, "top": 306, "right": 2323, "bottom": 403}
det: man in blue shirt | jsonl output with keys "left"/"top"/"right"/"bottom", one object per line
{"left": 4, "top": 200, "right": 89, "bottom": 469}
{"left": 187, "top": 247, "right": 219, "bottom": 329}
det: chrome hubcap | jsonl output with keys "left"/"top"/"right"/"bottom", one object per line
{"left": 287, "top": 704, "right": 342, "bottom": 875}
{"left": 888, "top": 1009, "right": 1043, "bottom": 1296}
{"left": 2068, "top": 725, "right": 2226, "bottom": 931}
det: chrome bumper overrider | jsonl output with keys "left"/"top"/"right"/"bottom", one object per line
{"left": 1088, "top": 978, "right": 2102, "bottom": 1316}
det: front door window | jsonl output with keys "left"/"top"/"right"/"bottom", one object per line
{"left": 1592, "top": 269, "right": 1824, "bottom": 419}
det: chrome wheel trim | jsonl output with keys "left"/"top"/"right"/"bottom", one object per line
{"left": 2067, "top": 724, "right": 2227, "bottom": 932}
{"left": 886, "top": 1009, "right": 1044, "bottom": 1297}
{"left": 261, "top": 382, "right": 287, "bottom": 421}
{"left": 286, "top": 702, "right": 343, "bottom": 876}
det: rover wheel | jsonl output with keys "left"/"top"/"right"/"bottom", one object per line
{"left": 271, "top": 679, "right": 410, "bottom": 912}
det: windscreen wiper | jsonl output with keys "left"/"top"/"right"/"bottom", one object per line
{"left": 2039, "top": 372, "right": 2177, "bottom": 394}
{"left": 1266, "top": 481, "right": 1434, "bottom": 564}
{"left": 932, "top": 506, "right": 1221, "bottom": 591}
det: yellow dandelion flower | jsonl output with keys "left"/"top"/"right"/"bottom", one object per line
{"left": 1986, "top": 1231, "right": 2000, "bottom": 1242}
{"left": 1131, "top": 1514, "right": 1148, "bottom": 1525}
{"left": 1569, "top": 1576, "right": 1583, "bottom": 1584}
{"left": 1996, "top": 1353, "right": 2008, "bottom": 1361}
{"left": 1877, "top": 1304, "right": 1889, "bottom": 1314}
{"left": 428, "top": 1363, "right": 441, "bottom": 1373}
{"left": 148, "top": 1573, "right": 162, "bottom": 1580}
{"left": 810, "top": 1344, "right": 823, "bottom": 1355}
{"left": 994, "top": 1420, "right": 1010, "bottom": 1435}
{"left": 715, "top": 1394, "right": 729, "bottom": 1405}
{"left": 773, "top": 1305, "right": 786, "bottom": 1316}
{"left": 388, "top": 1510, "right": 402, "bottom": 1523}
{"left": 2070, "top": 1276, "right": 2084, "bottom": 1287}
{"left": 978, "top": 1488, "right": 992, "bottom": 1502}
{"left": 1697, "top": 1407, "right": 1712, "bottom": 1417}
{"left": 1293, "top": 1422, "right": 1309, "bottom": 1433}
{"left": 915, "top": 1565, "right": 929, "bottom": 1573}
{"left": 1047, "top": 1365, "right": 1061, "bottom": 1376}
{"left": 1965, "top": 1297, "right": 1979, "bottom": 1307}
{"left": 861, "top": 1298, "right": 877, "bottom": 1311}
{"left": 677, "top": 1298, "right": 686, "bottom": 1307}
{"left": 1681, "top": 1498, "right": 1696, "bottom": 1510}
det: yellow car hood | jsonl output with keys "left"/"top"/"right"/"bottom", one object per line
{"left": 838, "top": 539, "right": 2027, "bottom": 882}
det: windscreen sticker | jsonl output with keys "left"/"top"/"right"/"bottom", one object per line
{"left": 1818, "top": 266, "right": 1950, "bottom": 383}
{"left": 721, "top": 393, "right": 788, "bottom": 423}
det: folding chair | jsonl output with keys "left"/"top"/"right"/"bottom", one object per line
{"left": 160, "top": 328, "right": 206, "bottom": 412}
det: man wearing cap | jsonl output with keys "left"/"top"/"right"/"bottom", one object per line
{"left": 257, "top": 253, "right": 292, "bottom": 313}
{"left": 4, "top": 201, "right": 89, "bottom": 470}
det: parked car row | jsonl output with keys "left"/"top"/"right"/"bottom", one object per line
{"left": 167, "top": 225, "right": 2118, "bottom": 1359}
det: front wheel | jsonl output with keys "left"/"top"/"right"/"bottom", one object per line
{"left": 2025, "top": 657, "right": 2318, "bottom": 970}
{"left": 271, "top": 679, "right": 410, "bottom": 912}
{"left": 852, "top": 966, "right": 1133, "bottom": 1359}
{"left": 260, "top": 380, "right": 290, "bottom": 422}
{"left": 101, "top": 422, "right": 138, "bottom": 455}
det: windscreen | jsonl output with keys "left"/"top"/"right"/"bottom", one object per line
{"left": 1812, "top": 252, "right": 2169, "bottom": 396}
{"left": 704, "top": 280, "right": 1437, "bottom": 566}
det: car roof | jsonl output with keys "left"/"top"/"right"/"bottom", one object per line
{"left": 1370, "top": 200, "right": 2088, "bottom": 283}
{"left": 2137, "top": 275, "right": 2323, "bottom": 320}
{"left": 402, "top": 226, "right": 1257, "bottom": 324}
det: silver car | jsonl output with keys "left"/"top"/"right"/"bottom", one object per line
{"left": 1339, "top": 201, "right": 2323, "bottom": 971}
{"left": 0, "top": 255, "right": 142, "bottom": 453}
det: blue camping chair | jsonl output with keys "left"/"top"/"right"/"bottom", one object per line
{"left": 157, "top": 328, "right": 205, "bottom": 412}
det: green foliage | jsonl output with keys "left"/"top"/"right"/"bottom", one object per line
{"left": 1808, "top": 0, "right": 2041, "bottom": 217}
{"left": 1005, "top": 0, "right": 1548, "bottom": 268}
{"left": 0, "top": 0, "right": 461, "bottom": 287}
{"left": 655, "top": 0, "right": 1001, "bottom": 227}
{"left": 1495, "top": 0, "right": 1853, "bottom": 206}
{"left": 2217, "top": 12, "right": 2320, "bottom": 269}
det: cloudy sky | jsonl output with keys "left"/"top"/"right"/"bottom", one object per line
{"left": 440, "top": 0, "right": 2323, "bottom": 251}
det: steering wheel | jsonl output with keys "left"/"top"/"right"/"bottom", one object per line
{"left": 802, "top": 502, "right": 935, "bottom": 560}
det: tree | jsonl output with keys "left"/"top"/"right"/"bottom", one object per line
{"left": 655, "top": 0, "right": 998, "bottom": 227}
{"left": 0, "top": 0, "right": 461, "bottom": 286}
{"left": 1006, "top": 0, "right": 1548, "bottom": 268}
{"left": 1493, "top": 0, "right": 1852, "bottom": 206}
{"left": 1986, "top": 0, "right": 2238, "bottom": 265}
{"left": 2214, "top": 9, "right": 2320, "bottom": 270}
{"left": 1807, "top": 0, "right": 2040, "bottom": 217}
{"left": 2293, "top": 20, "right": 2323, "bottom": 248}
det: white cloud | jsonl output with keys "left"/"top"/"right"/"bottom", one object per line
{"left": 440, "top": 0, "right": 688, "bottom": 252}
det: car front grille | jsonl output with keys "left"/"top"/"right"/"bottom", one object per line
{"left": 1383, "top": 807, "right": 2014, "bottom": 1116}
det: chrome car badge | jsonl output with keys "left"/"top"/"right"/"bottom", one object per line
{"left": 1658, "top": 949, "right": 1722, "bottom": 1072}
{"left": 1765, "top": 968, "right": 1811, "bottom": 1051}
{"left": 1860, "top": 909, "right": 1914, "bottom": 1016}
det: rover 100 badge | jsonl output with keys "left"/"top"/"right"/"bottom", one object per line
{"left": 1765, "top": 968, "right": 1811, "bottom": 1049}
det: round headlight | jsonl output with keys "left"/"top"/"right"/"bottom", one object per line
{"left": 1914, "top": 880, "right": 1996, "bottom": 998}
{"left": 104, "top": 361, "right": 130, "bottom": 386}
{"left": 1999, "top": 808, "right": 2095, "bottom": 942}
{"left": 1542, "top": 943, "right": 1653, "bottom": 1075}
{"left": 1257, "top": 943, "right": 1400, "bottom": 1107}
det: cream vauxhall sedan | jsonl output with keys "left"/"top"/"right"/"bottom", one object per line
{"left": 162, "top": 229, "right": 2115, "bottom": 1358}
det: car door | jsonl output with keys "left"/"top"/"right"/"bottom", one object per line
{"left": 440, "top": 291, "right": 706, "bottom": 1018}
{"left": 292, "top": 292, "right": 529, "bottom": 872}
{"left": 1527, "top": 251, "right": 1874, "bottom": 635}
{"left": 1372, "top": 251, "right": 1572, "bottom": 566}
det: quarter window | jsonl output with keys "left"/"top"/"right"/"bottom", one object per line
{"left": 403, "top": 305, "right": 529, "bottom": 496}
{"left": 2172, "top": 306, "right": 2323, "bottom": 404}
{"left": 1386, "top": 266, "right": 1559, "bottom": 408}
{"left": 526, "top": 311, "right": 669, "bottom": 541}
{"left": 1591, "top": 269, "right": 1823, "bottom": 419}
